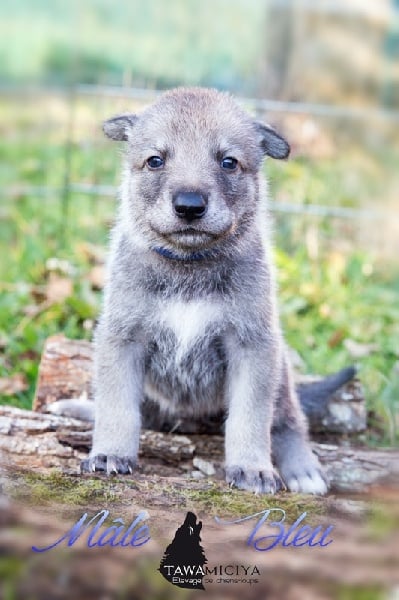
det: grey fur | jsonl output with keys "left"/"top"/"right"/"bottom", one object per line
{"left": 84, "top": 87, "right": 328, "bottom": 494}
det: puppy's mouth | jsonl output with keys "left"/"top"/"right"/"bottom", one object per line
{"left": 150, "top": 224, "right": 219, "bottom": 248}
{"left": 164, "top": 229, "right": 215, "bottom": 249}
{"left": 173, "top": 227, "right": 206, "bottom": 235}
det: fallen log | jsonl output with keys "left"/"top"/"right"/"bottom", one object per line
{"left": 1, "top": 405, "right": 397, "bottom": 493}
{"left": 33, "top": 335, "right": 93, "bottom": 411}
{"left": 33, "top": 335, "right": 366, "bottom": 437}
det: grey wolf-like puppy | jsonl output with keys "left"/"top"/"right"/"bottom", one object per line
{"left": 84, "top": 87, "right": 329, "bottom": 495}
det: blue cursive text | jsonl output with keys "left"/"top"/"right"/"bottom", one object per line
{"left": 215, "top": 508, "right": 333, "bottom": 551}
{"left": 32, "top": 509, "right": 150, "bottom": 552}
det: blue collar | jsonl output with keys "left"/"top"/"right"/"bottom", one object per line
{"left": 152, "top": 246, "right": 218, "bottom": 261}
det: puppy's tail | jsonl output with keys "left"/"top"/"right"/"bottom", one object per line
{"left": 297, "top": 366, "right": 357, "bottom": 418}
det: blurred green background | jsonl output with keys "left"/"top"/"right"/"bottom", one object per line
{"left": 0, "top": 0, "right": 398, "bottom": 444}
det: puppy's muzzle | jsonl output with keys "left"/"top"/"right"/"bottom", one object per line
{"left": 173, "top": 191, "right": 208, "bottom": 221}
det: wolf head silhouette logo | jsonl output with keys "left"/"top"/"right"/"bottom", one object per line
{"left": 159, "top": 511, "right": 207, "bottom": 590}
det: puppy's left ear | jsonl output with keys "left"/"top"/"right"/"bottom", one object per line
{"left": 255, "top": 122, "right": 290, "bottom": 159}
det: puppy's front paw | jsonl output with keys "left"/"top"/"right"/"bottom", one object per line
{"left": 225, "top": 466, "right": 284, "bottom": 494}
{"left": 81, "top": 454, "right": 135, "bottom": 476}
{"left": 283, "top": 466, "right": 329, "bottom": 495}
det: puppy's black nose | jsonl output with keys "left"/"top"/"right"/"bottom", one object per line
{"left": 173, "top": 192, "right": 207, "bottom": 221}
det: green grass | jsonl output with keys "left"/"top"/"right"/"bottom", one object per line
{"left": 334, "top": 584, "right": 385, "bottom": 600}
{"left": 0, "top": 0, "right": 264, "bottom": 92}
{"left": 0, "top": 94, "right": 398, "bottom": 444}
{"left": 276, "top": 248, "right": 399, "bottom": 443}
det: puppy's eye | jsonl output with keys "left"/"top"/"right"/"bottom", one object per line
{"left": 146, "top": 156, "right": 164, "bottom": 170}
{"left": 221, "top": 157, "right": 238, "bottom": 171}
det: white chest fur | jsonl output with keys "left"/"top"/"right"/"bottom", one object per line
{"left": 159, "top": 299, "right": 220, "bottom": 356}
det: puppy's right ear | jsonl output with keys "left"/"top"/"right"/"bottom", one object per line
{"left": 102, "top": 114, "right": 138, "bottom": 141}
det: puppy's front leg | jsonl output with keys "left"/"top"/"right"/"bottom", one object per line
{"left": 81, "top": 328, "right": 144, "bottom": 476}
{"left": 224, "top": 340, "right": 283, "bottom": 494}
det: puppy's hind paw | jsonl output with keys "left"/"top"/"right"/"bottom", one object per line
{"left": 81, "top": 454, "right": 135, "bottom": 476}
{"left": 285, "top": 468, "right": 329, "bottom": 496}
{"left": 225, "top": 466, "right": 284, "bottom": 495}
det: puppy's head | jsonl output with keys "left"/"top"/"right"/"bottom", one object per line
{"left": 104, "top": 88, "right": 289, "bottom": 254}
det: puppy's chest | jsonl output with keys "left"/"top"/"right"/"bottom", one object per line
{"left": 165, "top": 299, "right": 220, "bottom": 343}
{"left": 143, "top": 299, "right": 227, "bottom": 411}
{"left": 145, "top": 299, "right": 226, "bottom": 383}
{"left": 150, "top": 299, "right": 222, "bottom": 360}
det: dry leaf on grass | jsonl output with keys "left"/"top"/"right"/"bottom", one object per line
{"left": 0, "top": 374, "right": 28, "bottom": 395}
{"left": 45, "top": 257, "right": 76, "bottom": 276}
{"left": 344, "top": 338, "right": 379, "bottom": 358}
{"left": 328, "top": 329, "right": 345, "bottom": 348}
{"left": 88, "top": 265, "right": 105, "bottom": 289}
{"left": 75, "top": 242, "right": 106, "bottom": 264}
{"left": 45, "top": 274, "right": 73, "bottom": 304}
